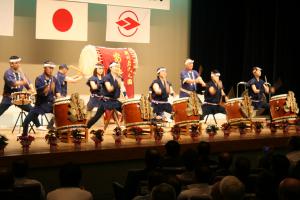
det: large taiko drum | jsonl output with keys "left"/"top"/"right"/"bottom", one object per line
{"left": 53, "top": 97, "right": 86, "bottom": 132}
{"left": 172, "top": 98, "right": 199, "bottom": 126}
{"left": 78, "top": 45, "right": 138, "bottom": 98}
{"left": 270, "top": 94, "right": 298, "bottom": 122}
{"left": 11, "top": 91, "right": 32, "bottom": 105}
{"left": 224, "top": 97, "right": 247, "bottom": 124}
{"left": 122, "top": 98, "right": 151, "bottom": 127}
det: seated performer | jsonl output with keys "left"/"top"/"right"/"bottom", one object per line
{"left": 86, "top": 64, "right": 104, "bottom": 116}
{"left": 149, "top": 67, "right": 174, "bottom": 121}
{"left": 86, "top": 62, "right": 126, "bottom": 129}
{"left": 247, "top": 66, "right": 270, "bottom": 115}
{"left": 22, "top": 61, "right": 61, "bottom": 136}
{"left": 0, "top": 56, "right": 37, "bottom": 122}
{"left": 180, "top": 58, "right": 206, "bottom": 98}
{"left": 202, "top": 70, "right": 227, "bottom": 118}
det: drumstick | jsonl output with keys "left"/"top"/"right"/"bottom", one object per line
{"left": 68, "top": 65, "right": 84, "bottom": 75}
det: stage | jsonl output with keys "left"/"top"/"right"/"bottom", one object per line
{"left": 0, "top": 115, "right": 298, "bottom": 168}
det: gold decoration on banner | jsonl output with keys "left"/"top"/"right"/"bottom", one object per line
{"left": 140, "top": 94, "right": 153, "bottom": 120}
{"left": 68, "top": 93, "right": 86, "bottom": 122}
{"left": 186, "top": 92, "right": 202, "bottom": 116}
{"left": 113, "top": 52, "right": 122, "bottom": 63}
{"left": 240, "top": 92, "right": 254, "bottom": 118}
{"left": 284, "top": 91, "right": 299, "bottom": 113}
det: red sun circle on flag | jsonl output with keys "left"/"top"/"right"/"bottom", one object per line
{"left": 52, "top": 8, "right": 73, "bottom": 32}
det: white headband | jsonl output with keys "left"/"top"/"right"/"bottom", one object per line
{"left": 157, "top": 68, "right": 166, "bottom": 74}
{"left": 185, "top": 59, "right": 194, "bottom": 65}
{"left": 211, "top": 72, "right": 221, "bottom": 77}
{"left": 43, "top": 63, "right": 56, "bottom": 68}
{"left": 95, "top": 64, "right": 104, "bottom": 69}
{"left": 109, "top": 62, "right": 119, "bottom": 68}
{"left": 9, "top": 58, "right": 21, "bottom": 63}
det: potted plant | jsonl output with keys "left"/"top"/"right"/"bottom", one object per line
{"left": 17, "top": 135, "right": 34, "bottom": 153}
{"left": 206, "top": 124, "right": 219, "bottom": 138}
{"left": 253, "top": 121, "right": 263, "bottom": 135}
{"left": 153, "top": 125, "right": 164, "bottom": 144}
{"left": 171, "top": 124, "right": 181, "bottom": 141}
{"left": 130, "top": 126, "right": 144, "bottom": 144}
{"left": 0, "top": 134, "right": 8, "bottom": 155}
{"left": 268, "top": 122, "right": 277, "bottom": 134}
{"left": 45, "top": 130, "right": 59, "bottom": 151}
{"left": 238, "top": 122, "right": 248, "bottom": 135}
{"left": 90, "top": 129, "right": 104, "bottom": 148}
{"left": 113, "top": 127, "right": 124, "bottom": 145}
{"left": 71, "top": 129, "right": 83, "bottom": 150}
{"left": 221, "top": 123, "right": 231, "bottom": 137}
{"left": 296, "top": 118, "right": 300, "bottom": 134}
{"left": 190, "top": 124, "right": 200, "bottom": 141}
{"left": 281, "top": 120, "right": 289, "bottom": 134}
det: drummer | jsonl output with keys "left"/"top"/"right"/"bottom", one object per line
{"left": 86, "top": 64, "right": 104, "bottom": 115}
{"left": 247, "top": 66, "right": 270, "bottom": 115}
{"left": 179, "top": 58, "right": 206, "bottom": 98}
{"left": 0, "top": 56, "right": 38, "bottom": 124}
{"left": 22, "top": 61, "right": 61, "bottom": 136}
{"left": 86, "top": 62, "right": 126, "bottom": 129}
{"left": 202, "top": 69, "right": 227, "bottom": 118}
{"left": 149, "top": 67, "right": 174, "bottom": 121}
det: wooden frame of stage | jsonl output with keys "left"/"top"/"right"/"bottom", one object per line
{"left": 0, "top": 125, "right": 297, "bottom": 168}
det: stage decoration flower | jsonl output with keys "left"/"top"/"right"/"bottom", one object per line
{"left": 171, "top": 124, "right": 181, "bottom": 141}
{"left": 17, "top": 135, "right": 34, "bottom": 153}
{"left": 45, "top": 130, "right": 59, "bottom": 151}
{"left": 130, "top": 126, "right": 144, "bottom": 144}
{"left": 206, "top": 124, "right": 219, "bottom": 137}
{"left": 238, "top": 122, "right": 248, "bottom": 135}
{"left": 190, "top": 124, "right": 200, "bottom": 141}
{"left": 268, "top": 121, "right": 277, "bottom": 134}
{"left": 113, "top": 127, "right": 124, "bottom": 145}
{"left": 253, "top": 121, "right": 263, "bottom": 134}
{"left": 0, "top": 134, "right": 8, "bottom": 155}
{"left": 281, "top": 120, "right": 290, "bottom": 134}
{"left": 71, "top": 129, "right": 84, "bottom": 149}
{"left": 153, "top": 124, "right": 164, "bottom": 144}
{"left": 221, "top": 123, "right": 231, "bottom": 136}
{"left": 296, "top": 118, "right": 300, "bottom": 134}
{"left": 90, "top": 129, "right": 104, "bottom": 147}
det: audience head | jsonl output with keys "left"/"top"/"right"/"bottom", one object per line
{"left": 164, "top": 140, "right": 181, "bottom": 158}
{"left": 288, "top": 136, "right": 300, "bottom": 151}
{"left": 271, "top": 154, "right": 290, "bottom": 178}
{"left": 234, "top": 156, "right": 250, "bottom": 178}
{"left": 12, "top": 159, "right": 29, "bottom": 178}
{"left": 59, "top": 162, "right": 82, "bottom": 187}
{"left": 147, "top": 170, "right": 164, "bottom": 191}
{"left": 211, "top": 181, "right": 222, "bottom": 200}
{"left": 165, "top": 175, "right": 182, "bottom": 197}
{"left": 256, "top": 170, "right": 277, "bottom": 200}
{"left": 0, "top": 168, "right": 14, "bottom": 189}
{"left": 145, "top": 149, "right": 161, "bottom": 170}
{"left": 291, "top": 160, "right": 300, "bottom": 179}
{"left": 279, "top": 178, "right": 300, "bottom": 200}
{"left": 218, "top": 152, "right": 233, "bottom": 170}
{"left": 151, "top": 183, "right": 176, "bottom": 200}
{"left": 197, "top": 141, "right": 211, "bottom": 159}
{"left": 181, "top": 148, "right": 198, "bottom": 171}
{"left": 220, "top": 176, "right": 245, "bottom": 200}
{"left": 194, "top": 163, "right": 212, "bottom": 183}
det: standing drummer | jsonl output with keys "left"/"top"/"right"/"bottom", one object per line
{"left": 202, "top": 70, "right": 227, "bottom": 118}
{"left": 179, "top": 58, "right": 206, "bottom": 98}
{"left": 0, "top": 56, "right": 37, "bottom": 120}
{"left": 149, "top": 67, "right": 174, "bottom": 121}
{"left": 247, "top": 66, "right": 270, "bottom": 115}
{"left": 22, "top": 61, "right": 61, "bottom": 136}
{"left": 86, "top": 62, "right": 126, "bottom": 129}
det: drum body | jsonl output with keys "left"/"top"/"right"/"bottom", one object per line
{"left": 53, "top": 97, "right": 86, "bottom": 132}
{"left": 172, "top": 98, "right": 199, "bottom": 126}
{"left": 270, "top": 94, "right": 298, "bottom": 122}
{"left": 122, "top": 99, "right": 150, "bottom": 127}
{"left": 79, "top": 45, "right": 138, "bottom": 98}
{"left": 11, "top": 92, "right": 32, "bottom": 105}
{"left": 225, "top": 97, "right": 246, "bottom": 124}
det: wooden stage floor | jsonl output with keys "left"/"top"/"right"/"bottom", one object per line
{"left": 0, "top": 117, "right": 298, "bottom": 168}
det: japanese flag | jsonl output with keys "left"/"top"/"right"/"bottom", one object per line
{"left": 36, "top": 0, "right": 88, "bottom": 41}
{"left": 0, "top": 0, "right": 14, "bottom": 36}
{"left": 106, "top": 5, "right": 151, "bottom": 43}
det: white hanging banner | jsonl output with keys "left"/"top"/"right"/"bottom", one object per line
{"left": 62, "top": 0, "right": 170, "bottom": 10}
{"left": 106, "top": 5, "right": 150, "bottom": 43}
{"left": 0, "top": 0, "right": 14, "bottom": 36}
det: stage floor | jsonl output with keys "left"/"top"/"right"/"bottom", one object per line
{"left": 0, "top": 116, "right": 298, "bottom": 168}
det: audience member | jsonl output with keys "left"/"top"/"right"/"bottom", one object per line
{"left": 177, "top": 148, "right": 198, "bottom": 185}
{"left": 197, "top": 141, "right": 218, "bottom": 169}
{"left": 47, "top": 162, "right": 92, "bottom": 200}
{"left": 219, "top": 176, "right": 245, "bottom": 200}
{"left": 278, "top": 178, "right": 300, "bottom": 200}
{"left": 161, "top": 140, "right": 184, "bottom": 167}
{"left": 151, "top": 183, "right": 176, "bottom": 200}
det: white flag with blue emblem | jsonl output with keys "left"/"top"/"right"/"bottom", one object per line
{"left": 0, "top": 0, "right": 14, "bottom": 36}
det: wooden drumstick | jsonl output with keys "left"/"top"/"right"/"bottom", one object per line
{"left": 68, "top": 65, "right": 84, "bottom": 75}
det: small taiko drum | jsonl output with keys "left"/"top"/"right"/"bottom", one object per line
{"left": 270, "top": 94, "right": 298, "bottom": 122}
{"left": 122, "top": 98, "right": 151, "bottom": 127}
{"left": 172, "top": 98, "right": 199, "bottom": 126}
{"left": 224, "top": 97, "right": 246, "bottom": 124}
{"left": 53, "top": 97, "right": 86, "bottom": 132}
{"left": 11, "top": 91, "right": 32, "bottom": 105}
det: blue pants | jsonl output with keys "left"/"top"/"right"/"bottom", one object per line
{"left": 151, "top": 102, "right": 172, "bottom": 116}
